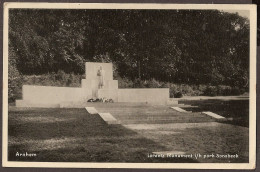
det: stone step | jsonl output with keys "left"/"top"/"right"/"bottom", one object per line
{"left": 99, "top": 112, "right": 204, "bottom": 118}
{"left": 115, "top": 113, "right": 206, "bottom": 120}
{"left": 112, "top": 113, "right": 204, "bottom": 118}
{"left": 85, "top": 107, "right": 98, "bottom": 114}
{"left": 119, "top": 118, "right": 216, "bottom": 124}
{"left": 117, "top": 117, "right": 213, "bottom": 122}
{"left": 170, "top": 107, "right": 191, "bottom": 113}
{"left": 60, "top": 101, "right": 149, "bottom": 108}
{"left": 174, "top": 104, "right": 198, "bottom": 108}
{"left": 202, "top": 111, "right": 226, "bottom": 119}
{"left": 99, "top": 113, "right": 119, "bottom": 124}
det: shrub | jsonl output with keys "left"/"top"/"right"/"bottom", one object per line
{"left": 145, "top": 78, "right": 161, "bottom": 88}
{"left": 23, "top": 72, "right": 82, "bottom": 87}
{"left": 217, "top": 85, "right": 232, "bottom": 96}
{"left": 9, "top": 70, "right": 246, "bottom": 103}
{"left": 118, "top": 77, "right": 134, "bottom": 88}
{"left": 8, "top": 48, "right": 23, "bottom": 103}
{"left": 67, "top": 73, "right": 82, "bottom": 87}
{"left": 8, "top": 67, "right": 23, "bottom": 103}
{"left": 169, "top": 84, "right": 178, "bottom": 98}
{"left": 161, "top": 82, "right": 170, "bottom": 88}
{"left": 198, "top": 85, "right": 207, "bottom": 93}
{"left": 167, "top": 83, "right": 206, "bottom": 97}
{"left": 174, "top": 91, "right": 183, "bottom": 98}
{"left": 180, "top": 84, "right": 194, "bottom": 96}
{"left": 56, "top": 70, "right": 69, "bottom": 85}
{"left": 204, "top": 86, "right": 218, "bottom": 96}
{"left": 133, "top": 78, "right": 146, "bottom": 88}
{"left": 231, "top": 86, "right": 242, "bottom": 95}
{"left": 203, "top": 85, "right": 244, "bottom": 96}
{"left": 190, "top": 85, "right": 203, "bottom": 96}
{"left": 239, "top": 88, "right": 247, "bottom": 95}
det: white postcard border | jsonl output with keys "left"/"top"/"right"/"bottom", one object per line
{"left": 2, "top": 3, "right": 257, "bottom": 169}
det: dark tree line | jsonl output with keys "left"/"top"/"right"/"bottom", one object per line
{"left": 8, "top": 9, "right": 249, "bottom": 88}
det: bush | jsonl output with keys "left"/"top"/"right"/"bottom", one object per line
{"left": 192, "top": 85, "right": 203, "bottom": 95}
{"left": 180, "top": 84, "right": 194, "bottom": 95}
{"left": 231, "top": 86, "right": 242, "bottom": 95}
{"left": 133, "top": 78, "right": 146, "bottom": 88}
{"left": 161, "top": 82, "right": 170, "bottom": 88}
{"left": 8, "top": 67, "right": 23, "bottom": 103}
{"left": 168, "top": 84, "right": 205, "bottom": 97}
{"left": 9, "top": 70, "right": 246, "bottom": 103}
{"left": 174, "top": 91, "right": 183, "bottom": 98}
{"left": 204, "top": 86, "right": 218, "bottom": 96}
{"left": 217, "top": 85, "right": 232, "bottom": 96}
{"left": 8, "top": 48, "right": 23, "bottom": 103}
{"left": 203, "top": 85, "right": 244, "bottom": 96}
{"left": 23, "top": 71, "right": 82, "bottom": 87}
{"left": 145, "top": 78, "right": 161, "bottom": 88}
{"left": 118, "top": 77, "right": 134, "bottom": 88}
{"left": 169, "top": 84, "right": 177, "bottom": 98}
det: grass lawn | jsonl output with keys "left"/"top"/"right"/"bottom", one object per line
{"left": 8, "top": 104, "right": 249, "bottom": 163}
{"left": 91, "top": 103, "right": 249, "bottom": 163}
{"left": 179, "top": 99, "right": 249, "bottom": 127}
{"left": 125, "top": 122, "right": 249, "bottom": 163}
{"left": 8, "top": 106, "right": 197, "bottom": 162}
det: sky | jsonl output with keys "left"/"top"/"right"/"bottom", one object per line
{"left": 221, "top": 10, "right": 250, "bottom": 19}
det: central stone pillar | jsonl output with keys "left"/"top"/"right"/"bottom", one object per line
{"left": 81, "top": 62, "right": 119, "bottom": 99}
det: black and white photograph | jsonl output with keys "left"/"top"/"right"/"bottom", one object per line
{"left": 2, "top": 3, "right": 256, "bottom": 169}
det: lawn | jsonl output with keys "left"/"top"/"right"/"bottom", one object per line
{"left": 8, "top": 104, "right": 249, "bottom": 163}
{"left": 92, "top": 103, "right": 249, "bottom": 163}
{"left": 179, "top": 99, "right": 249, "bottom": 127}
{"left": 125, "top": 122, "right": 249, "bottom": 163}
{"left": 8, "top": 106, "right": 197, "bottom": 162}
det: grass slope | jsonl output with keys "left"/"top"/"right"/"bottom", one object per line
{"left": 179, "top": 99, "right": 249, "bottom": 127}
{"left": 8, "top": 107, "right": 197, "bottom": 162}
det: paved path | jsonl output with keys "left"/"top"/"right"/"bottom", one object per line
{"left": 93, "top": 104, "right": 216, "bottom": 124}
{"left": 175, "top": 95, "right": 249, "bottom": 101}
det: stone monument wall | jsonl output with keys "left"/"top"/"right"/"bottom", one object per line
{"left": 118, "top": 88, "right": 169, "bottom": 105}
{"left": 16, "top": 62, "right": 170, "bottom": 107}
{"left": 85, "top": 62, "right": 113, "bottom": 81}
{"left": 98, "top": 88, "right": 169, "bottom": 104}
{"left": 16, "top": 85, "right": 91, "bottom": 107}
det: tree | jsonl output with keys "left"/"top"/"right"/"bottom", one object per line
{"left": 8, "top": 9, "right": 249, "bottom": 89}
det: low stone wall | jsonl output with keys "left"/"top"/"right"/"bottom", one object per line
{"left": 17, "top": 86, "right": 169, "bottom": 107}
{"left": 118, "top": 88, "right": 169, "bottom": 105}
{"left": 98, "top": 88, "right": 169, "bottom": 104}
{"left": 16, "top": 62, "right": 171, "bottom": 107}
{"left": 98, "top": 89, "right": 119, "bottom": 102}
{"left": 16, "top": 85, "right": 91, "bottom": 107}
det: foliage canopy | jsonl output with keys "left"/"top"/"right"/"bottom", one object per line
{"left": 9, "top": 9, "right": 249, "bottom": 88}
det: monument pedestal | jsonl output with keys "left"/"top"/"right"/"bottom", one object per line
{"left": 81, "top": 79, "right": 118, "bottom": 99}
{"left": 98, "top": 89, "right": 119, "bottom": 102}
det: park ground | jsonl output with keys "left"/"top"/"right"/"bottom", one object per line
{"left": 8, "top": 97, "right": 249, "bottom": 163}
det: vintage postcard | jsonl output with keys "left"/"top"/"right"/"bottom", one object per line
{"left": 2, "top": 3, "right": 256, "bottom": 169}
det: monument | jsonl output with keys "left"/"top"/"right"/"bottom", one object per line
{"left": 16, "top": 62, "right": 170, "bottom": 107}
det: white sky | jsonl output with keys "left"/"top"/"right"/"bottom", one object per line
{"left": 221, "top": 10, "right": 250, "bottom": 19}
